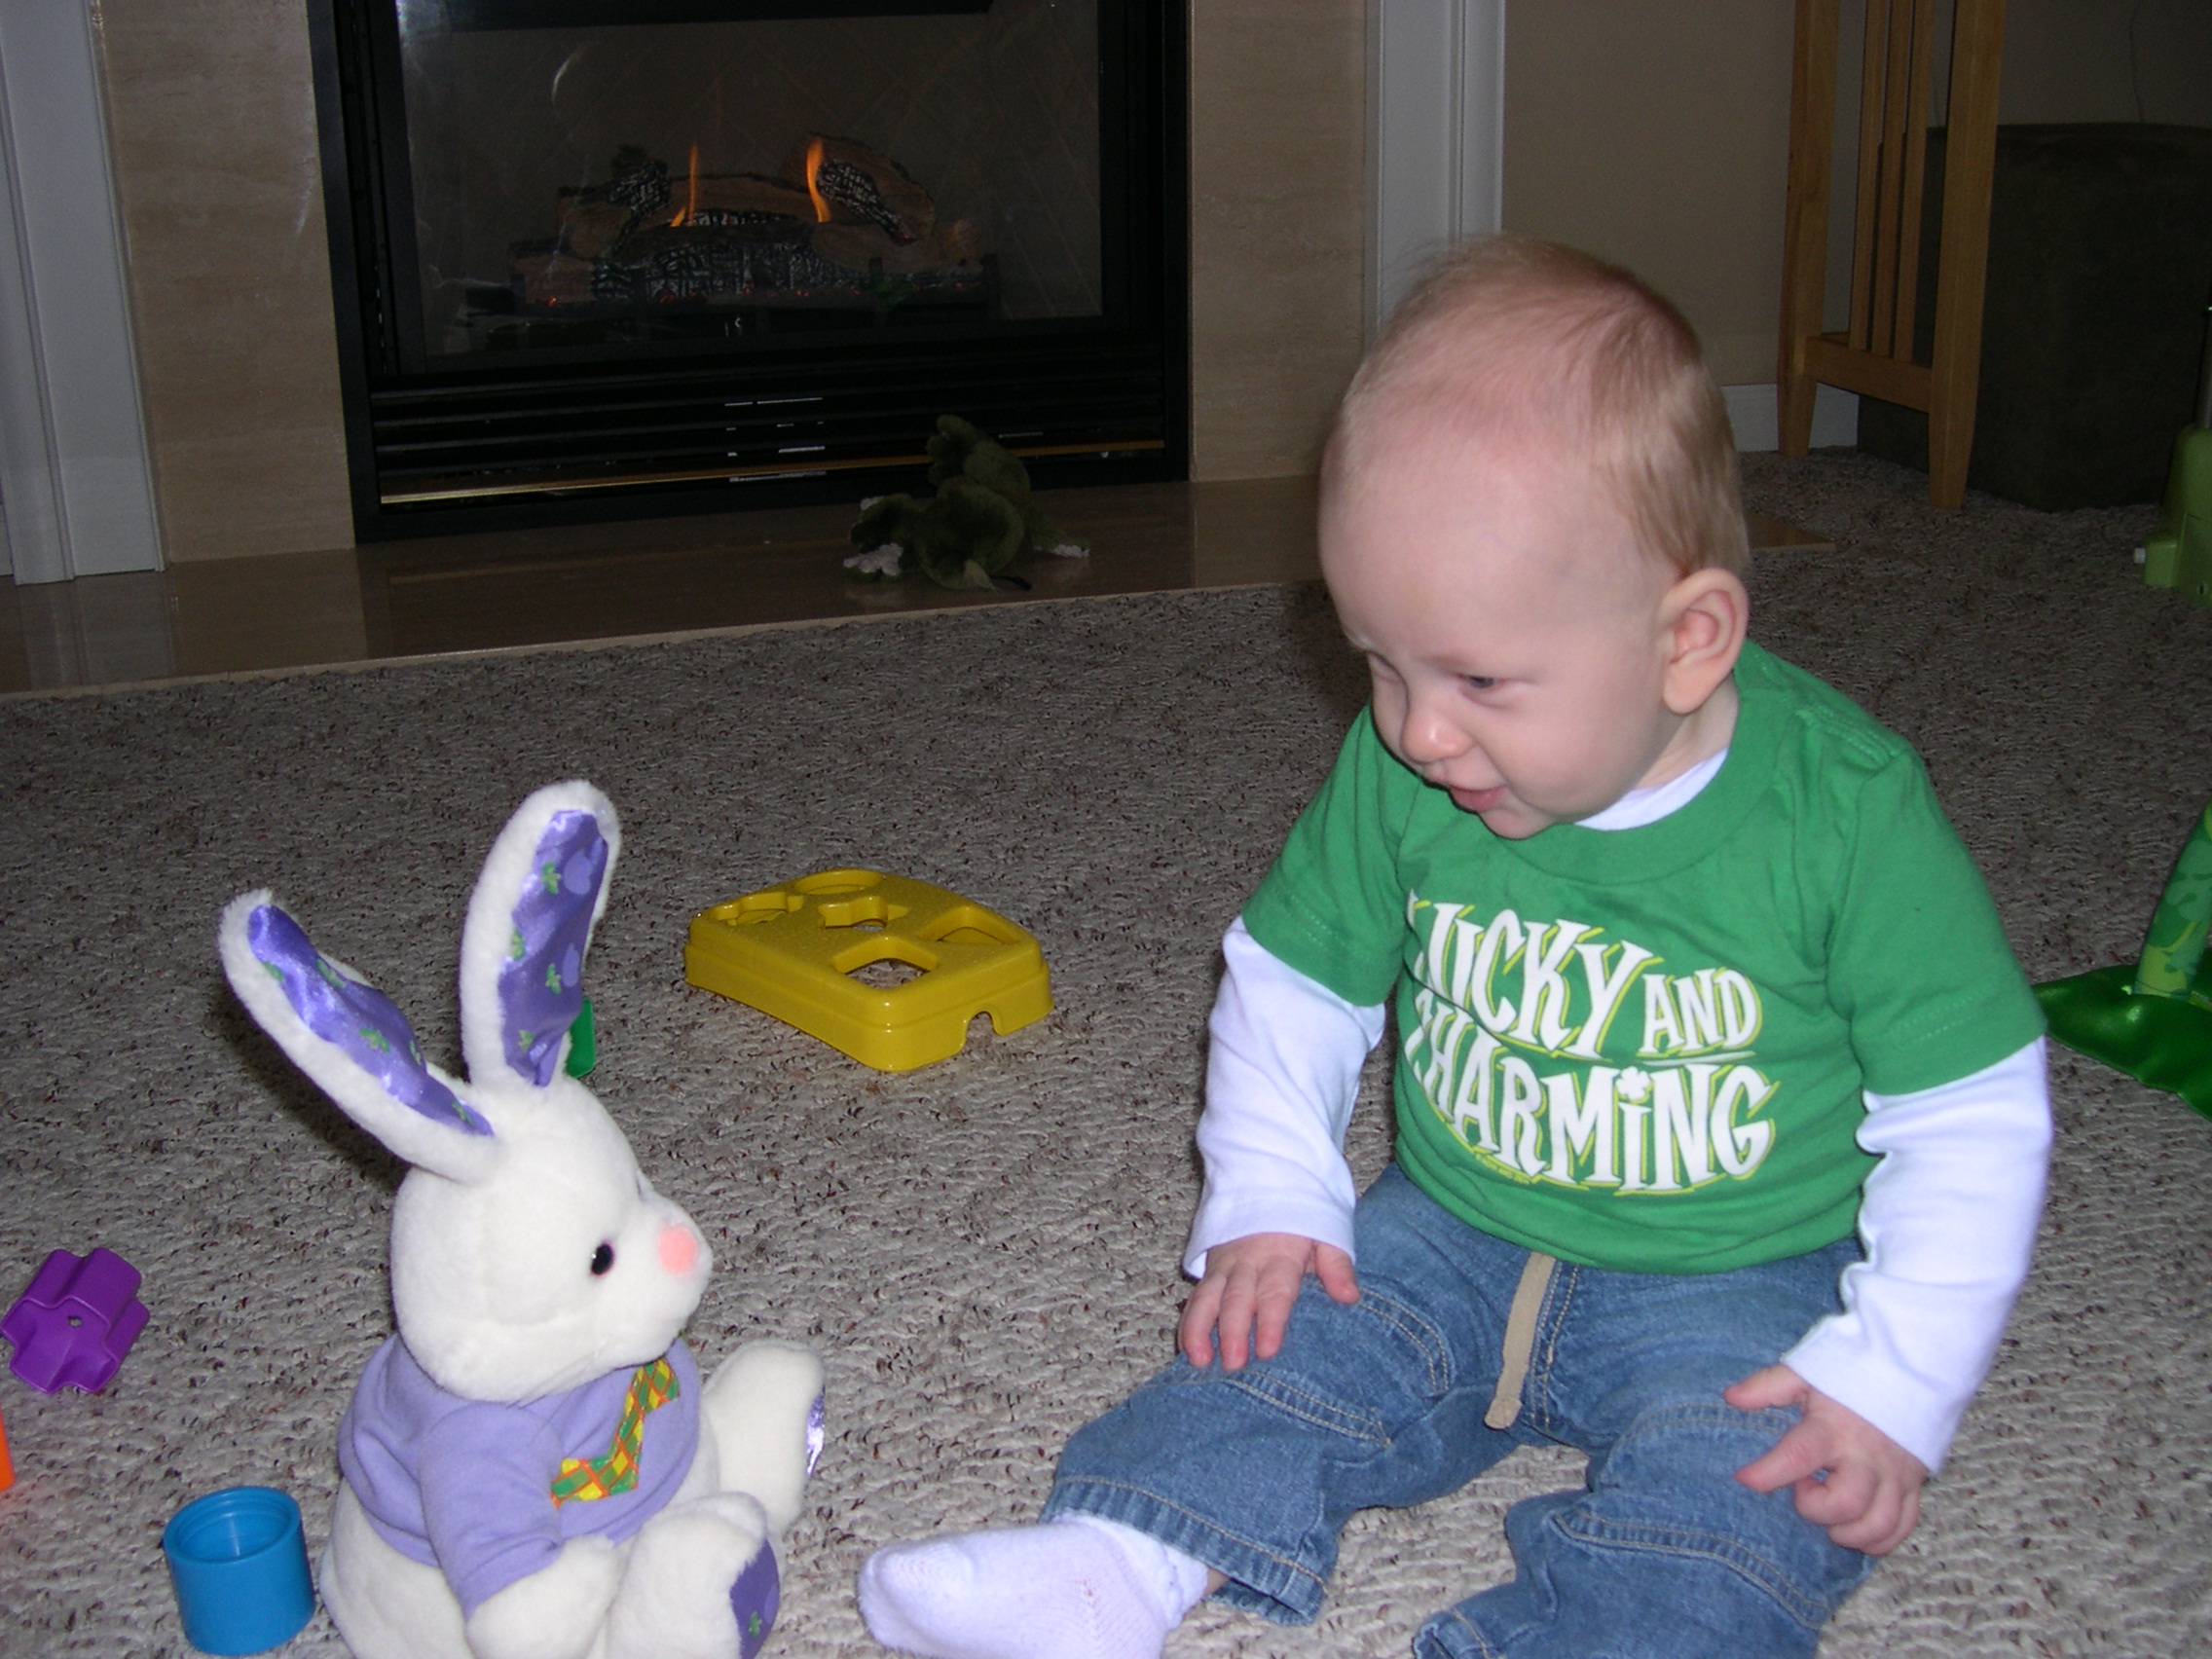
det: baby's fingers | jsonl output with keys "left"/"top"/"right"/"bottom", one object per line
{"left": 1213, "top": 1269, "right": 1263, "bottom": 1371}
{"left": 1734, "top": 1420, "right": 1830, "bottom": 1496}
{"left": 1789, "top": 1457, "right": 1875, "bottom": 1530}
{"left": 1723, "top": 1364, "right": 1807, "bottom": 1414}
{"left": 1181, "top": 1235, "right": 1342, "bottom": 1375}
{"left": 1249, "top": 1258, "right": 1310, "bottom": 1362}
{"left": 1313, "top": 1243, "right": 1361, "bottom": 1306}
{"left": 1821, "top": 1479, "right": 1920, "bottom": 1557}
{"left": 1178, "top": 1276, "right": 1227, "bottom": 1368}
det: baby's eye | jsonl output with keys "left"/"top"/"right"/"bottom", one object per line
{"left": 590, "top": 1243, "right": 615, "bottom": 1276}
{"left": 1460, "top": 676, "right": 1497, "bottom": 691}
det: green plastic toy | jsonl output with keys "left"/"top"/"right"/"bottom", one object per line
{"left": 564, "top": 995, "right": 597, "bottom": 1078}
{"left": 2141, "top": 425, "right": 2212, "bottom": 608}
{"left": 2140, "top": 303, "right": 2212, "bottom": 609}
{"left": 2036, "top": 798, "right": 2212, "bottom": 1117}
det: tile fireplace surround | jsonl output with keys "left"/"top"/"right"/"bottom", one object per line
{"left": 90, "top": 0, "right": 1366, "bottom": 565}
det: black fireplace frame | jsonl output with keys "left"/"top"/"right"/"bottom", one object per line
{"left": 307, "top": 0, "right": 1189, "bottom": 540}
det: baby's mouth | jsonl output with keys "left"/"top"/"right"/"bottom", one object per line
{"left": 1448, "top": 785, "right": 1509, "bottom": 814}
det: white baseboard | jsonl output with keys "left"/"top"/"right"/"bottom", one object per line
{"left": 1723, "top": 383, "right": 1860, "bottom": 453}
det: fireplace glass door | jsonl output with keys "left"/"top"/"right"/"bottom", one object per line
{"left": 401, "top": 2, "right": 1102, "bottom": 355}
{"left": 314, "top": 0, "right": 1184, "bottom": 535}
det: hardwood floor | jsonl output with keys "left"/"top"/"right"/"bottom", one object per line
{"left": 0, "top": 478, "right": 1830, "bottom": 695}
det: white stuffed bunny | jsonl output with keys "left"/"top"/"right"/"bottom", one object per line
{"left": 218, "top": 781, "right": 823, "bottom": 1659}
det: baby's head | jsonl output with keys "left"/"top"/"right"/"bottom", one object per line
{"left": 1318, "top": 235, "right": 1751, "bottom": 839}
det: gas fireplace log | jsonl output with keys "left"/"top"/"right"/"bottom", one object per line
{"left": 559, "top": 171, "right": 816, "bottom": 260}
{"left": 512, "top": 246, "right": 598, "bottom": 306}
{"left": 556, "top": 192, "right": 634, "bottom": 260}
{"left": 813, "top": 216, "right": 982, "bottom": 276}
{"left": 591, "top": 222, "right": 851, "bottom": 305}
{"left": 519, "top": 139, "right": 978, "bottom": 311}
{"left": 677, "top": 172, "right": 816, "bottom": 226}
{"left": 783, "top": 135, "right": 935, "bottom": 244}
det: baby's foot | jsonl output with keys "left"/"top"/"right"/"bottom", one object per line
{"left": 857, "top": 1517, "right": 1204, "bottom": 1659}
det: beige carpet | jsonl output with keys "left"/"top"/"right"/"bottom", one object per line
{"left": 1, "top": 451, "right": 2208, "bottom": 1657}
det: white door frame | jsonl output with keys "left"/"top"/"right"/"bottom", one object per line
{"left": 1366, "top": 0, "right": 1507, "bottom": 342}
{"left": 0, "top": 1, "right": 162, "bottom": 583}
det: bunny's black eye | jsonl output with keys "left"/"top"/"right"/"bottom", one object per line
{"left": 590, "top": 1243, "right": 615, "bottom": 1276}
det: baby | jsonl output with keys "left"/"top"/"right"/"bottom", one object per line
{"left": 858, "top": 237, "right": 2051, "bottom": 1659}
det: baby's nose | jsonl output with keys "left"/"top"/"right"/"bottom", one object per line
{"left": 1401, "top": 705, "right": 1471, "bottom": 764}
{"left": 658, "top": 1223, "right": 701, "bottom": 1274}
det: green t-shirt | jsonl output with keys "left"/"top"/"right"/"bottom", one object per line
{"left": 1242, "top": 642, "right": 2046, "bottom": 1274}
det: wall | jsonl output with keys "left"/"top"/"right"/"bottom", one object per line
{"left": 2000, "top": 0, "right": 2212, "bottom": 127}
{"left": 92, "top": 0, "right": 353, "bottom": 565}
{"left": 1186, "top": 1, "right": 1368, "bottom": 480}
{"left": 1500, "top": 0, "right": 2212, "bottom": 390}
{"left": 1499, "top": 1, "right": 1796, "bottom": 387}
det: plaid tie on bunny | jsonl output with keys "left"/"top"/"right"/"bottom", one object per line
{"left": 550, "top": 1359, "right": 681, "bottom": 1505}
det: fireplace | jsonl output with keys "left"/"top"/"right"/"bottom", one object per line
{"left": 309, "top": 0, "right": 1187, "bottom": 538}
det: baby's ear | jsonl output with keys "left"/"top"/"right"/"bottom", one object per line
{"left": 458, "top": 782, "right": 621, "bottom": 1091}
{"left": 1660, "top": 566, "right": 1750, "bottom": 716}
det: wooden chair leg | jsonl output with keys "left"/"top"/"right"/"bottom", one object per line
{"left": 1778, "top": 0, "right": 1840, "bottom": 458}
{"left": 1926, "top": 0, "right": 2007, "bottom": 508}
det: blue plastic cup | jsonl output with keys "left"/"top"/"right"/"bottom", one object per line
{"left": 162, "top": 1487, "right": 315, "bottom": 1654}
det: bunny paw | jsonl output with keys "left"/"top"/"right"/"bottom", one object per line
{"left": 604, "top": 1492, "right": 773, "bottom": 1659}
{"left": 727, "top": 1537, "right": 782, "bottom": 1659}
{"left": 464, "top": 1533, "right": 621, "bottom": 1659}
{"left": 701, "top": 1341, "right": 826, "bottom": 1532}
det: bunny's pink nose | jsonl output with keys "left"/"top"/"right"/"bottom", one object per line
{"left": 658, "top": 1225, "right": 700, "bottom": 1274}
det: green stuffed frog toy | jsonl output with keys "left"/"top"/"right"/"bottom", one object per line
{"left": 845, "top": 416, "right": 1089, "bottom": 591}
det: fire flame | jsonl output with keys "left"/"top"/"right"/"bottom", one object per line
{"left": 670, "top": 143, "right": 700, "bottom": 227}
{"left": 803, "top": 137, "right": 830, "bottom": 224}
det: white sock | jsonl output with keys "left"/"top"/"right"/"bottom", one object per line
{"left": 857, "top": 1516, "right": 1210, "bottom": 1659}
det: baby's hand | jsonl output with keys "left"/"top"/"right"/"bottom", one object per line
{"left": 1179, "top": 1233, "right": 1359, "bottom": 1372}
{"left": 1725, "top": 1365, "right": 1928, "bottom": 1556}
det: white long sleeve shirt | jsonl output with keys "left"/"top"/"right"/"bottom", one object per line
{"left": 1189, "top": 754, "right": 2049, "bottom": 1474}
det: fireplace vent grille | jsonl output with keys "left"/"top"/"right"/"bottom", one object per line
{"left": 368, "top": 339, "right": 1169, "bottom": 507}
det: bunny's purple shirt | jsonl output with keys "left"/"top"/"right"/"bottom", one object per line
{"left": 339, "top": 1334, "right": 702, "bottom": 1617}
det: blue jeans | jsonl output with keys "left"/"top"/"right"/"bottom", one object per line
{"left": 1043, "top": 1166, "right": 1874, "bottom": 1659}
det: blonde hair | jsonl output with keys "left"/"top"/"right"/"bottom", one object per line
{"left": 1329, "top": 236, "right": 1748, "bottom": 577}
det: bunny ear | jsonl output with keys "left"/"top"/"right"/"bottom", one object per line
{"left": 219, "top": 892, "right": 502, "bottom": 1185}
{"left": 458, "top": 782, "right": 620, "bottom": 1090}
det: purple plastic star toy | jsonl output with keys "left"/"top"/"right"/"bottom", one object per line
{"left": 2, "top": 1247, "right": 150, "bottom": 1394}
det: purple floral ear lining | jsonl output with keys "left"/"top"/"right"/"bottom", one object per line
{"left": 498, "top": 809, "right": 608, "bottom": 1088}
{"left": 245, "top": 904, "right": 490, "bottom": 1137}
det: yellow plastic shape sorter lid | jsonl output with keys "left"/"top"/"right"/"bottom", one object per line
{"left": 683, "top": 869, "right": 1053, "bottom": 1071}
